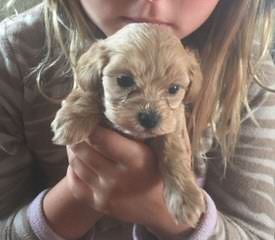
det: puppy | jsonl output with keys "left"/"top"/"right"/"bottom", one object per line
{"left": 51, "top": 23, "right": 205, "bottom": 227}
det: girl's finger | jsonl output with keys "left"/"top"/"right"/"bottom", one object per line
{"left": 67, "top": 147, "right": 99, "bottom": 186}
{"left": 87, "top": 127, "right": 154, "bottom": 168}
{"left": 69, "top": 142, "right": 117, "bottom": 175}
{"left": 66, "top": 166, "right": 94, "bottom": 206}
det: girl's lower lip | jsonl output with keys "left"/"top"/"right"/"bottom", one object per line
{"left": 121, "top": 16, "right": 173, "bottom": 27}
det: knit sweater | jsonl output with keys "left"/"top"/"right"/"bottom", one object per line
{"left": 0, "top": 4, "right": 274, "bottom": 240}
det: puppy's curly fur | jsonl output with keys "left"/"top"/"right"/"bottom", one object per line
{"left": 51, "top": 23, "right": 205, "bottom": 227}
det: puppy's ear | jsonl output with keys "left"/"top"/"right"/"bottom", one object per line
{"left": 76, "top": 41, "right": 109, "bottom": 91}
{"left": 184, "top": 49, "right": 203, "bottom": 104}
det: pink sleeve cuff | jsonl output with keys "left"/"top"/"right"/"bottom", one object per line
{"left": 26, "top": 189, "right": 67, "bottom": 240}
{"left": 133, "top": 190, "right": 217, "bottom": 240}
{"left": 26, "top": 189, "right": 95, "bottom": 240}
{"left": 187, "top": 190, "right": 217, "bottom": 240}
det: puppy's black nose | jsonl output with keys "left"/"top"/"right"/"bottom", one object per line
{"left": 138, "top": 111, "right": 160, "bottom": 129}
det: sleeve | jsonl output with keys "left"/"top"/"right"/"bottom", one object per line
{"left": 204, "top": 55, "right": 275, "bottom": 240}
{"left": 0, "top": 20, "right": 68, "bottom": 240}
{"left": 0, "top": 19, "right": 47, "bottom": 239}
{"left": 0, "top": 20, "right": 96, "bottom": 240}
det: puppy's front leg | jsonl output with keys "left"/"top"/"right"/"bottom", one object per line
{"left": 151, "top": 133, "right": 205, "bottom": 227}
{"left": 51, "top": 88, "right": 101, "bottom": 145}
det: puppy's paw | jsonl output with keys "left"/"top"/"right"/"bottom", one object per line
{"left": 51, "top": 111, "right": 91, "bottom": 145}
{"left": 165, "top": 183, "right": 205, "bottom": 227}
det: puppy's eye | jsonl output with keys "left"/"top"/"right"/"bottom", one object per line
{"left": 117, "top": 75, "right": 135, "bottom": 88}
{"left": 168, "top": 84, "right": 181, "bottom": 95}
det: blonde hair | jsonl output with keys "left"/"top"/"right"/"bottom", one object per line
{"left": 6, "top": 0, "right": 275, "bottom": 162}
{"left": 186, "top": 0, "right": 275, "bottom": 162}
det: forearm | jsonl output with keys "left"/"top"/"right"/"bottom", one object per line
{"left": 0, "top": 177, "right": 102, "bottom": 240}
{"left": 43, "top": 177, "right": 103, "bottom": 240}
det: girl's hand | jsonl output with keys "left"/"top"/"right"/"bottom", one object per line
{"left": 67, "top": 126, "right": 192, "bottom": 239}
{"left": 67, "top": 126, "right": 160, "bottom": 223}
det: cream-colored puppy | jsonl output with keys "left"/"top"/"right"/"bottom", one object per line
{"left": 51, "top": 23, "right": 205, "bottom": 227}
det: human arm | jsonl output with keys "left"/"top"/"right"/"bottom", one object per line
{"left": 66, "top": 124, "right": 212, "bottom": 240}
{"left": 65, "top": 127, "right": 192, "bottom": 239}
{"left": 0, "top": 16, "right": 42, "bottom": 239}
{"left": 204, "top": 56, "right": 275, "bottom": 240}
{"left": 0, "top": 15, "right": 102, "bottom": 240}
{"left": 41, "top": 170, "right": 103, "bottom": 240}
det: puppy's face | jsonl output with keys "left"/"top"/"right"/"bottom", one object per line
{"left": 77, "top": 23, "right": 202, "bottom": 139}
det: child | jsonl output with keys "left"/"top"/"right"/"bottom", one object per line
{"left": 0, "top": 0, "right": 274, "bottom": 239}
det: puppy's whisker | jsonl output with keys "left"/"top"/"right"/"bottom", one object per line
{"left": 145, "top": 103, "right": 151, "bottom": 111}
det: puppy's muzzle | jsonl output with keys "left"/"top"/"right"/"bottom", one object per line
{"left": 137, "top": 110, "right": 160, "bottom": 129}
